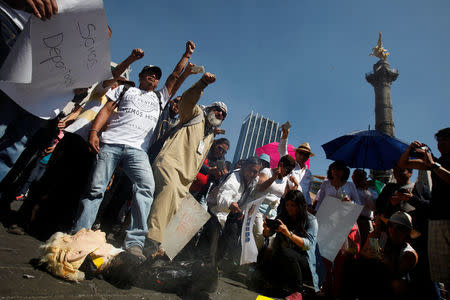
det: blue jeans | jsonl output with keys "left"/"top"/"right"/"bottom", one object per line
{"left": 0, "top": 93, "right": 44, "bottom": 183}
{"left": 74, "top": 143, "right": 155, "bottom": 249}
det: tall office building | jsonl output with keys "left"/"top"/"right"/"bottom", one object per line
{"left": 233, "top": 111, "right": 282, "bottom": 164}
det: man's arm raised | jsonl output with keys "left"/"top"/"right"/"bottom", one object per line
{"left": 178, "top": 73, "right": 215, "bottom": 123}
{"left": 164, "top": 41, "right": 195, "bottom": 95}
{"left": 109, "top": 48, "right": 144, "bottom": 84}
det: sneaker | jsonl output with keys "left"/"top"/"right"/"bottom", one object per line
{"left": 143, "top": 238, "right": 160, "bottom": 258}
{"left": 126, "top": 245, "right": 146, "bottom": 261}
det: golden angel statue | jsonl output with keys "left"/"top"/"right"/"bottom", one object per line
{"left": 369, "top": 32, "right": 389, "bottom": 60}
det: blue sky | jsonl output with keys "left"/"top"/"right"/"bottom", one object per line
{"left": 104, "top": 0, "right": 449, "bottom": 178}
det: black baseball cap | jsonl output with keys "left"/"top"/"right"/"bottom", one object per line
{"left": 140, "top": 65, "right": 162, "bottom": 80}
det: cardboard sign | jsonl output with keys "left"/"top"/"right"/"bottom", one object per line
{"left": 0, "top": 0, "right": 111, "bottom": 118}
{"left": 315, "top": 195, "right": 363, "bottom": 261}
{"left": 240, "top": 195, "right": 265, "bottom": 265}
{"left": 160, "top": 194, "right": 211, "bottom": 260}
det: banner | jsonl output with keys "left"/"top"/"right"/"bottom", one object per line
{"left": 315, "top": 196, "right": 363, "bottom": 261}
{"left": 0, "top": 0, "right": 111, "bottom": 118}
{"left": 240, "top": 195, "right": 265, "bottom": 265}
{"left": 160, "top": 194, "right": 211, "bottom": 260}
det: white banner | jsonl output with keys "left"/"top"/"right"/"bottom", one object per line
{"left": 160, "top": 194, "right": 211, "bottom": 260}
{"left": 0, "top": 0, "right": 111, "bottom": 118}
{"left": 240, "top": 196, "right": 265, "bottom": 265}
{"left": 316, "top": 196, "right": 363, "bottom": 262}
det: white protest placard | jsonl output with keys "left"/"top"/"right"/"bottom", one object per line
{"left": 315, "top": 196, "right": 363, "bottom": 262}
{"left": 0, "top": 0, "right": 111, "bottom": 118}
{"left": 160, "top": 193, "right": 211, "bottom": 260}
{"left": 240, "top": 195, "right": 265, "bottom": 265}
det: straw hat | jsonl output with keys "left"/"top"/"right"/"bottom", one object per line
{"left": 295, "top": 142, "right": 314, "bottom": 157}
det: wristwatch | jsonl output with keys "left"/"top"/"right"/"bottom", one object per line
{"left": 431, "top": 162, "right": 441, "bottom": 170}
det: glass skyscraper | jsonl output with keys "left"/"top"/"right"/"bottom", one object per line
{"left": 233, "top": 111, "right": 282, "bottom": 164}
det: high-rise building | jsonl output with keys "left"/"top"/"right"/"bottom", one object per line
{"left": 233, "top": 111, "right": 282, "bottom": 164}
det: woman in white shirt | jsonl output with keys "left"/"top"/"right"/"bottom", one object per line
{"left": 314, "top": 161, "right": 361, "bottom": 211}
{"left": 313, "top": 161, "right": 361, "bottom": 296}
{"left": 253, "top": 155, "right": 297, "bottom": 251}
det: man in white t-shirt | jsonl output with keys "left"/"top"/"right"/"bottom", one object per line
{"left": 278, "top": 125, "right": 314, "bottom": 205}
{"left": 74, "top": 41, "right": 196, "bottom": 260}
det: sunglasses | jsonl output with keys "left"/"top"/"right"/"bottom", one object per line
{"left": 296, "top": 151, "right": 310, "bottom": 157}
{"left": 217, "top": 146, "right": 228, "bottom": 154}
{"left": 213, "top": 107, "right": 227, "bottom": 118}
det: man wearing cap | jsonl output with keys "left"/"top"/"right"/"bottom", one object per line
{"left": 278, "top": 126, "right": 314, "bottom": 206}
{"left": 74, "top": 41, "right": 196, "bottom": 259}
{"left": 146, "top": 72, "right": 226, "bottom": 252}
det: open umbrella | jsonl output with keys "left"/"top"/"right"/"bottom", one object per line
{"left": 321, "top": 130, "right": 408, "bottom": 170}
{"left": 255, "top": 142, "right": 310, "bottom": 169}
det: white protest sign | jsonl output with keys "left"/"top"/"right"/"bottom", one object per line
{"left": 160, "top": 193, "right": 211, "bottom": 260}
{"left": 0, "top": 0, "right": 111, "bottom": 118}
{"left": 240, "top": 195, "right": 265, "bottom": 265}
{"left": 316, "top": 196, "right": 363, "bottom": 262}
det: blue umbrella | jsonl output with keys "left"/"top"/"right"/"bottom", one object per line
{"left": 321, "top": 130, "right": 409, "bottom": 170}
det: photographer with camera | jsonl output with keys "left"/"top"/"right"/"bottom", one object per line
{"left": 397, "top": 128, "right": 450, "bottom": 293}
{"left": 256, "top": 190, "right": 317, "bottom": 297}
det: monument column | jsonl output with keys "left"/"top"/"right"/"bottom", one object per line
{"left": 365, "top": 33, "right": 399, "bottom": 183}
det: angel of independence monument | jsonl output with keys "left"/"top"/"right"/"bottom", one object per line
{"left": 365, "top": 33, "right": 399, "bottom": 183}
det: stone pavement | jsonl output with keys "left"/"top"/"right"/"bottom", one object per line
{"left": 0, "top": 224, "right": 262, "bottom": 300}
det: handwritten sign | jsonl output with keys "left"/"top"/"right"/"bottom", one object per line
{"left": 240, "top": 195, "right": 265, "bottom": 265}
{"left": 0, "top": 0, "right": 111, "bottom": 118}
{"left": 315, "top": 196, "right": 363, "bottom": 262}
{"left": 160, "top": 194, "right": 210, "bottom": 260}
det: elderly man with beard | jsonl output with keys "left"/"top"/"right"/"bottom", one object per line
{"left": 145, "top": 72, "right": 227, "bottom": 253}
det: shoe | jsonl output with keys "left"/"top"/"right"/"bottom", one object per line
{"left": 126, "top": 245, "right": 146, "bottom": 261}
{"left": 7, "top": 224, "right": 25, "bottom": 235}
{"left": 143, "top": 238, "right": 159, "bottom": 258}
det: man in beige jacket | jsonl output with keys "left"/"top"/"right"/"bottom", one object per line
{"left": 146, "top": 72, "right": 227, "bottom": 253}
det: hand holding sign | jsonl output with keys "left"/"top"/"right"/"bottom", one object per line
{"left": 24, "top": 0, "right": 59, "bottom": 20}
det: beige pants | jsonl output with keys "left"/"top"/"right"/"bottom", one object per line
{"left": 147, "top": 164, "right": 189, "bottom": 243}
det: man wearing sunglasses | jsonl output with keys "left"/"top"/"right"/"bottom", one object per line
{"left": 74, "top": 41, "right": 196, "bottom": 260}
{"left": 145, "top": 72, "right": 228, "bottom": 256}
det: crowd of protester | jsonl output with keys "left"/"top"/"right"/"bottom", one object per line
{"left": 0, "top": 1, "right": 449, "bottom": 299}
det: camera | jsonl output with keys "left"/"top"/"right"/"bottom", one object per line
{"left": 266, "top": 219, "right": 280, "bottom": 231}
{"left": 410, "top": 145, "right": 430, "bottom": 158}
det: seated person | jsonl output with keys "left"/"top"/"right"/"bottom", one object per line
{"left": 256, "top": 190, "right": 318, "bottom": 297}
{"left": 253, "top": 155, "right": 297, "bottom": 251}
{"left": 199, "top": 157, "right": 262, "bottom": 266}
{"left": 343, "top": 211, "right": 419, "bottom": 299}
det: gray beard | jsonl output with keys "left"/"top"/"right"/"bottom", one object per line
{"left": 207, "top": 111, "right": 222, "bottom": 127}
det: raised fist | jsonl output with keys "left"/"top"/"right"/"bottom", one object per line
{"left": 201, "top": 72, "right": 216, "bottom": 84}
{"left": 130, "top": 48, "right": 144, "bottom": 60}
{"left": 186, "top": 41, "right": 195, "bottom": 55}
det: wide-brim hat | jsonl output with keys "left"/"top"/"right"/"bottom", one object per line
{"left": 295, "top": 142, "right": 314, "bottom": 157}
{"left": 384, "top": 211, "right": 421, "bottom": 239}
{"left": 140, "top": 65, "right": 162, "bottom": 80}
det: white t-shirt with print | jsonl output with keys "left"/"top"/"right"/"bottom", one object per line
{"left": 101, "top": 85, "right": 169, "bottom": 151}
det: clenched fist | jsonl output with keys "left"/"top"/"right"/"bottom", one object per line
{"left": 201, "top": 72, "right": 216, "bottom": 85}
